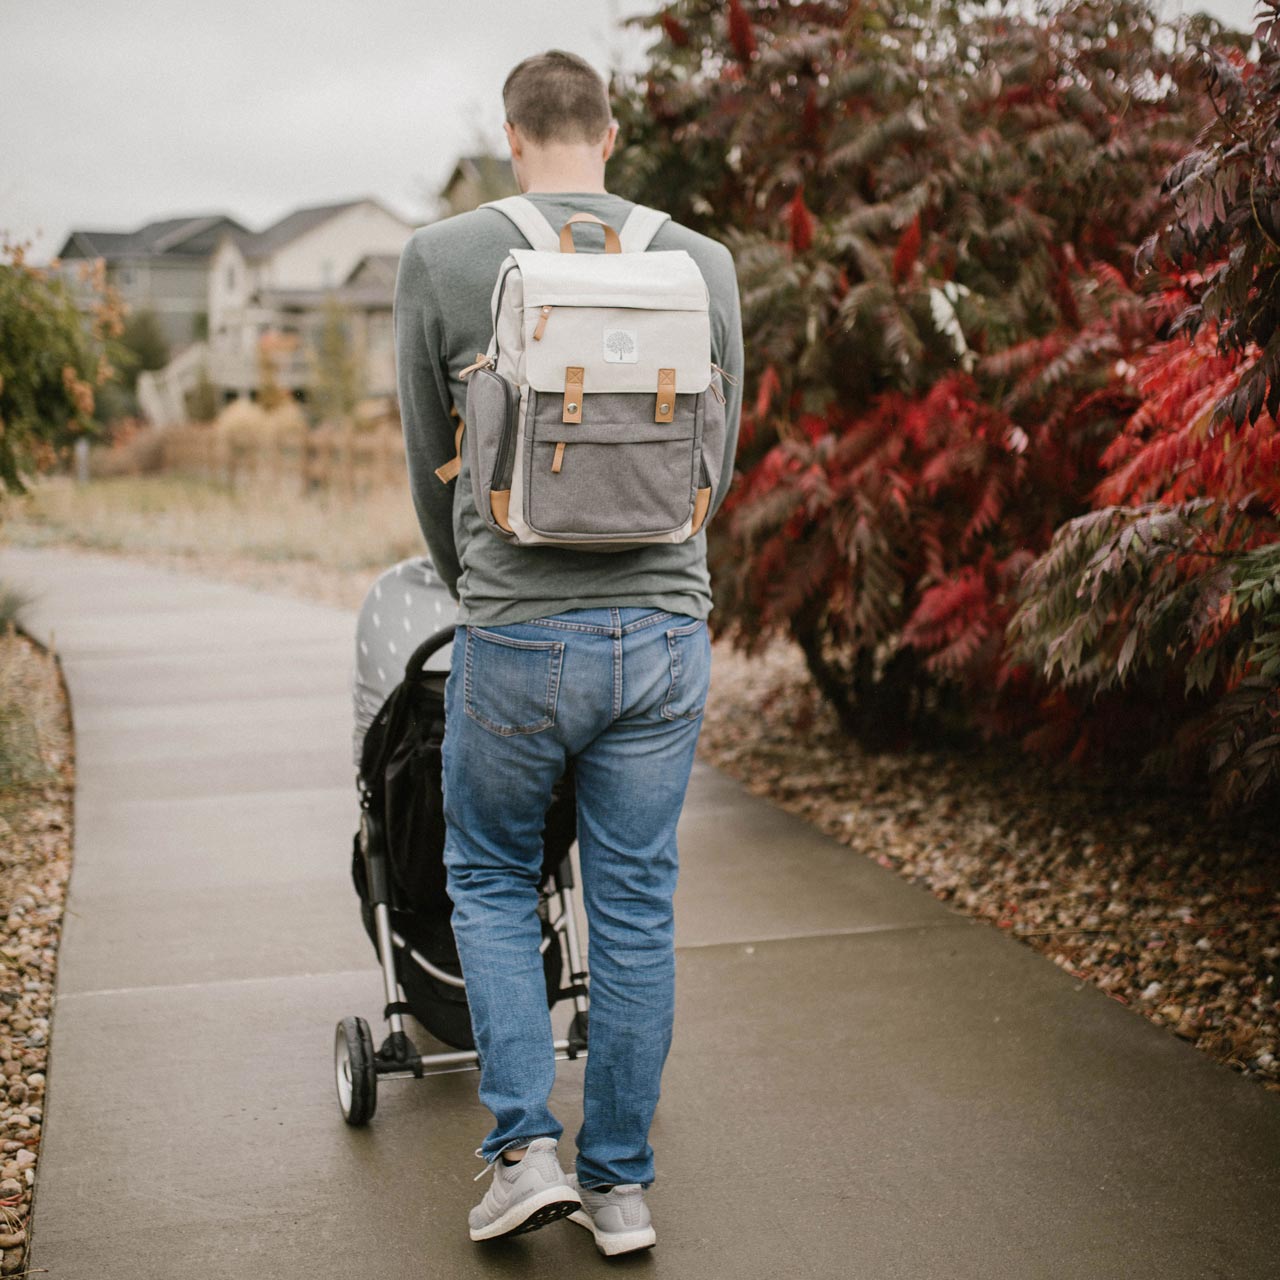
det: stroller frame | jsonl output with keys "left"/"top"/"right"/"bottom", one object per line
{"left": 335, "top": 627, "right": 590, "bottom": 1125}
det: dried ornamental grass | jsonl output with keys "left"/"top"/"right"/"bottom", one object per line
{"left": 3, "top": 473, "right": 423, "bottom": 584}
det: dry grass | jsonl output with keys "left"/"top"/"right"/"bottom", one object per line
{"left": 2, "top": 473, "right": 426, "bottom": 610}
{"left": 0, "top": 625, "right": 66, "bottom": 803}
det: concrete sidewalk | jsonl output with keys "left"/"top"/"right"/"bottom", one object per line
{"left": 4, "top": 544, "right": 1278, "bottom": 1279}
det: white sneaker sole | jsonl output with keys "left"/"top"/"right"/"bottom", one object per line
{"left": 469, "top": 1184, "right": 582, "bottom": 1242}
{"left": 568, "top": 1207, "right": 657, "bottom": 1256}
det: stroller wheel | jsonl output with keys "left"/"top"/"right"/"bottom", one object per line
{"left": 334, "top": 1016, "right": 378, "bottom": 1126}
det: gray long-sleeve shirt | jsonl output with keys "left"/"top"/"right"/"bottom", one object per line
{"left": 392, "top": 190, "right": 743, "bottom": 628}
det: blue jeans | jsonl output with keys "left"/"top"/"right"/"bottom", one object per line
{"left": 441, "top": 606, "right": 710, "bottom": 1189}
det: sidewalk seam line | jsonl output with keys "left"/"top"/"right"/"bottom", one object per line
{"left": 55, "top": 922, "right": 971, "bottom": 1000}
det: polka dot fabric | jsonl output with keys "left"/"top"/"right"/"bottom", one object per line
{"left": 351, "top": 556, "right": 458, "bottom": 765}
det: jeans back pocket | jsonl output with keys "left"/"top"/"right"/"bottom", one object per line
{"left": 463, "top": 627, "right": 564, "bottom": 736}
{"left": 660, "top": 618, "right": 711, "bottom": 721}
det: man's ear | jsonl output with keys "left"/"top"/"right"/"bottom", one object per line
{"left": 503, "top": 119, "right": 522, "bottom": 161}
{"left": 601, "top": 119, "right": 619, "bottom": 163}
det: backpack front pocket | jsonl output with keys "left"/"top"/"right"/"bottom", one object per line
{"left": 523, "top": 389, "right": 699, "bottom": 540}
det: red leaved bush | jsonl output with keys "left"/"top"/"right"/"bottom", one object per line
{"left": 717, "top": 348, "right": 1136, "bottom": 742}
{"left": 1095, "top": 310, "right": 1280, "bottom": 515}
{"left": 613, "top": 0, "right": 1274, "bottom": 805}
{"left": 1004, "top": 1, "right": 1280, "bottom": 811}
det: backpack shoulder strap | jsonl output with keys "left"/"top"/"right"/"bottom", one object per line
{"left": 479, "top": 196, "right": 560, "bottom": 252}
{"left": 618, "top": 204, "right": 671, "bottom": 253}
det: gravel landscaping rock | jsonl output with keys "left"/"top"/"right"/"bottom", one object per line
{"left": 0, "top": 627, "right": 73, "bottom": 1276}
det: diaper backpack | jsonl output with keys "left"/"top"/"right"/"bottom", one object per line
{"left": 439, "top": 195, "right": 733, "bottom": 550}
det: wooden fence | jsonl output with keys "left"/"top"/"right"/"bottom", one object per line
{"left": 158, "top": 419, "right": 408, "bottom": 495}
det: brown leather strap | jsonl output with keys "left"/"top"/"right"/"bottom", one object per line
{"left": 562, "top": 367, "right": 584, "bottom": 424}
{"left": 458, "top": 353, "right": 493, "bottom": 380}
{"left": 655, "top": 369, "right": 676, "bottom": 423}
{"left": 558, "top": 213, "right": 622, "bottom": 255}
{"left": 691, "top": 486, "right": 712, "bottom": 534}
{"left": 551, "top": 441, "right": 566, "bottom": 473}
{"left": 490, "top": 489, "right": 513, "bottom": 532}
{"left": 434, "top": 421, "right": 464, "bottom": 484}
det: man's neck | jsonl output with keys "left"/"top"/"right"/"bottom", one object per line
{"left": 522, "top": 177, "right": 610, "bottom": 196}
{"left": 517, "top": 149, "right": 609, "bottom": 195}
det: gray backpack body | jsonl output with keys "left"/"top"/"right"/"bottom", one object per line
{"left": 444, "top": 196, "right": 731, "bottom": 551}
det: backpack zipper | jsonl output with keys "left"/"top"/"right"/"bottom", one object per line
{"left": 488, "top": 371, "right": 520, "bottom": 491}
{"left": 490, "top": 263, "right": 518, "bottom": 361}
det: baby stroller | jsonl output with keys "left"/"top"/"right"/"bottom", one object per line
{"left": 334, "top": 556, "right": 589, "bottom": 1125}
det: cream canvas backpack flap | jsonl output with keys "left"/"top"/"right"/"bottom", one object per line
{"left": 443, "top": 195, "right": 733, "bottom": 550}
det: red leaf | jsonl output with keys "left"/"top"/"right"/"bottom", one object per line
{"left": 788, "top": 187, "right": 815, "bottom": 253}
{"left": 755, "top": 363, "right": 781, "bottom": 418}
{"left": 660, "top": 12, "right": 690, "bottom": 47}
{"left": 728, "top": 0, "right": 758, "bottom": 61}
{"left": 891, "top": 214, "right": 921, "bottom": 284}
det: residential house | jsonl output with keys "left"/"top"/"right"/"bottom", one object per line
{"left": 136, "top": 197, "right": 415, "bottom": 424}
{"left": 53, "top": 214, "right": 249, "bottom": 349}
{"left": 205, "top": 196, "right": 415, "bottom": 403}
{"left": 438, "top": 153, "right": 517, "bottom": 218}
{"left": 96, "top": 167, "right": 515, "bottom": 426}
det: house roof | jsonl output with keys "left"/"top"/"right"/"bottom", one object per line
{"left": 228, "top": 196, "right": 409, "bottom": 260}
{"left": 442, "top": 154, "right": 516, "bottom": 199}
{"left": 59, "top": 196, "right": 413, "bottom": 268}
{"left": 58, "top": 214, "right": 248, "bottom": 261}
{"left": 344, "top": 252, "right": 401, "bottom": 287}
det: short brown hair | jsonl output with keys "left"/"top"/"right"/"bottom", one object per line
{"left": 503, "top": 50, "right": 612, "bottom": 145}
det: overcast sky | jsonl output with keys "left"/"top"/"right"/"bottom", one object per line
{"left": 0, "top": 0, "right": 1263, "bottom": 263}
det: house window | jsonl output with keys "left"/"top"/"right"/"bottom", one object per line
{"left": 321, "top": 259, "right": 334, "bottom": 286}
{"left": 226, "top": 264, "right": 236, "bottom": 291}
{"left": 367, "top": 312, "right": 392, "bottom": 351}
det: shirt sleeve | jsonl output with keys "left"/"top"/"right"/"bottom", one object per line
{"left": 709, "top": 242, "right": 744, "bottom": 521}
{"left": 393, "top": 236, "right": 463, "bottom": 597}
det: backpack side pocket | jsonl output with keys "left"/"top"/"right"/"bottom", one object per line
{"left": 692, "top": 382, "right": 728, "bottom": 534}
{"left": 465, "top": 366, "right": 520, "bottom": 538}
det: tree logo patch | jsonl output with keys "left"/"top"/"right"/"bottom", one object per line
{"left": 603, "top": 329, "right": 639, "bottom": 363}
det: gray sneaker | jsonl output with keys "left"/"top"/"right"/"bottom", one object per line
{"left": 468, "top": 1138, "right": 582, "bottom": 1242}
{"left": 565, "top": 1172, "right": 658, "bottom": 1256}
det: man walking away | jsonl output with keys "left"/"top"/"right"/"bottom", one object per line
{"left": 393, "top": 49, "right": 743, "bottom": 1254}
